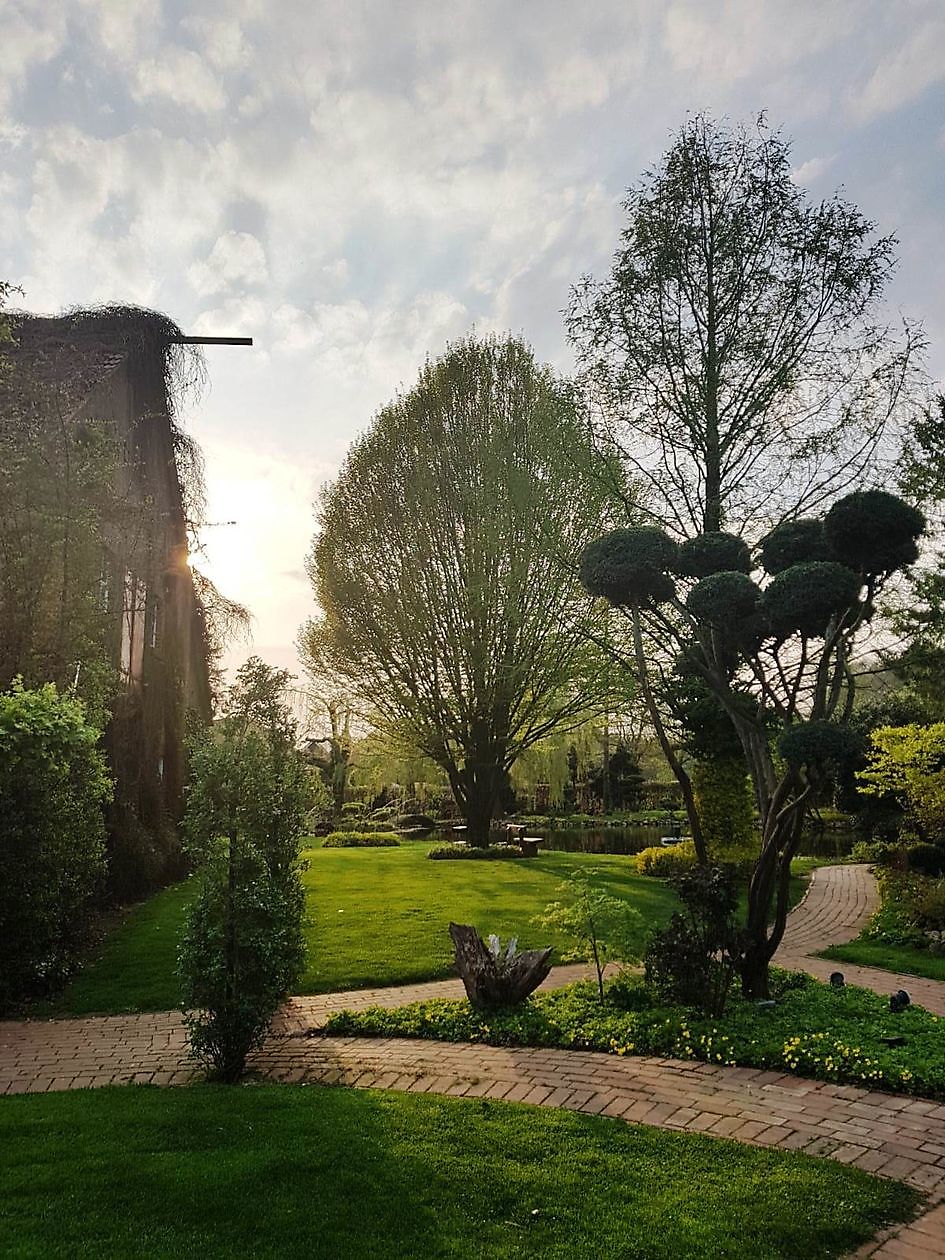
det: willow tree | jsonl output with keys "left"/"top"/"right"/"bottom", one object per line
{"left": 566, "top": 114, "right": 923, "bottom": 859}
{"left": 309, "top": 335, "right": 619, "bottom": 844}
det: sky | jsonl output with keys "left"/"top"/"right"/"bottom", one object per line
{"left": 2, "top": 0, "right": 944, "bottom": 680}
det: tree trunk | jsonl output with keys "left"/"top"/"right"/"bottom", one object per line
{"left": 449, "top": 923, "right": 553, "bottom": 1009}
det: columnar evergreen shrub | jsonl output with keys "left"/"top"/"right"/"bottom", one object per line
{"left": 179, "top": 659, "right": 315, "bottom": 1082}
{"left": 0, "top": 680, "right": 110, "bottom": 1009}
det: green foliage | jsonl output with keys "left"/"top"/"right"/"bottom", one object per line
{"left": 0, "top": 1086, "right": 915, "bottom": 1260}
{"left": 824, "top": 489, "right": 925, "bottom": 575}
{"left": 643, "top": 865, "right": 744, "bottom": 1015}
{"left": 759, "top": 561, "right": 862, "bottom": 640}
{"left": 777, "top": 721, "right": 859, "bottom": 772}
{"left": 635, "top": 841, "right": 697, "bottom": 877}
{"left": 675, "top": 531, "right": 751, "bottom": 577}
{"left": 427, "top": 843, "right": 526, "bottom": 860}
{"left": 179, "top": 658, "right": 315, "bottom": 1081}
{"left": 685, "top": 571, "right": 760, "bottom": 628}
{"left": 760, "top": 519, "right": 828, "bottom": 574}
{"left": 858, "top": 722, "right": 945, "bottom": 840}
{"left": 906, "top": 842, "right": 945, "bottom": 878}
{"left": 691, "top": 757, "right": 755, "bottom": 854}
{"left": 322, "top": 830, "right": 400, "bottom": 848}
{"left": 328, "top": 971, "right": 945, "bottom": 1099}
{"left": 0, "top": 679, "right": 110, "bottom": 1009}
{"left": 579, "top": 526, "right": 678, "bottom": 606}
{"left": 534, "top": 870, "right": 643, "bottom": 999}
{"left": 312, "top": 334, "right": 620, "bottom": 844}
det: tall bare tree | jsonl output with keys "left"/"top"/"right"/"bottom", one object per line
{"left": 309, "top": 335, "right": 621, "bottom": 844}
{"left": 567, "top": 114, "right": 925, "bottom": 864}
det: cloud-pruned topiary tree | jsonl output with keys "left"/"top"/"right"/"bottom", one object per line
{"left": 580, "top": 487, "right": 925, "bottom": 998}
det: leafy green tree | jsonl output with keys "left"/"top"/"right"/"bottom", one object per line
{"left": 179, "top": 658, "right": 316, "bottom": 1081}
{"left": 0, "top": 679, "right": 110, "bottom": 1009}
{"left": 535, "top": 870, "right": 643, "bottom": 1001}
{"left": 310, "top": 335, "right": 621, "bottom": 845}
{"left": 566, "top": 114, "right": 923, "bottom": 863}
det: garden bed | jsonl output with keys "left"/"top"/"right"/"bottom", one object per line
{"left": 324, "top": 971, "right": 945, "bottom": 1099}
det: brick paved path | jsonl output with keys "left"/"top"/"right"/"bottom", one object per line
{"left": 776, "top": 863, "right": 945, "bottom": 1018}
{"left": 3, "top": 863, "right": 945, "bottom": 1256}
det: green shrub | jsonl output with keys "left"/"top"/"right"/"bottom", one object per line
{"left": 322, "top": 831, "right": 400, "bottom": 848}
{"left": 675, "top": 532, "right": 752, "bottom": 577}
{"left": 849, "top": 837, "right": 906, "bottom": 867}
{"left": 579, "top": 527, "right": 678, "bottom": 606}
{"left": 635, "top": 842, "right": 697, "bottom": 877}
{"left": 534, "top": 870, "right": 643, "bottom": 1000}
{"left": 0, "top": 680, "right": 110, "bottom": 1009}
{"left": 686, "top": 571, "right": 760, "bottom": 628}
{"left": 823, "top": 490, "right": 924, "bottom": 575}
{"left": 340, "top": 801, "right": 367, "bottom": 818}
{"left": 862, "top": 870, "right": 928, "bottom": 948}
{"left": 760, "top": 561, "right": 861, "bottom": 639}
{"left": 427, "top": 843, "right": 526, "bottom": 860}
{"left": 906, "top": 842, "right": 945, "bottom": 878}
{"left": 179, "top": 660, "right": 315, "bottom": 1082}
{"left": 915, "top": 880, "right": 945, "bottom": 932}
{"left": 760, "top": 519, "right": 827, "bottom": 574}
{"left": 644, "top": 865, "right": 744, "bottom": 1015}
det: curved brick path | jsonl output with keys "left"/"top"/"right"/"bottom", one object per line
{"left": 3, "top": 863, "right": 945, "bottom": 1256}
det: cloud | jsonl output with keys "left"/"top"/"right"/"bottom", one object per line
{"left": 792, "top": 155, "right": 836, "bottom": 185}
{"left": 188, "top": 231, "right": 269, "bottom": 296}
{"left": 180, "top": 16, "right": 252, "bottom": 72}
{"left": 849, "top": 17, "right": 945, "bottom": 121}
{"left": 0, "top": 2, "right": 67, "bottom": 110}
{"left": 133, "top": 47, "right": 228, "bottom": 113}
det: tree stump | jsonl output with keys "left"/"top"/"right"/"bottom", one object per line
{"left": 448, "top": 923, "right": 553, "bottom": 1009}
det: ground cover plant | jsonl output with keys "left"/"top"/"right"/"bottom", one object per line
{"left": 50, "top": 845, "right": 678, "bottom": 1014}
{"left": 0, "top": 1084, "right": 916, "bottom": 1259}
{"left": 326, "top": 971, "right": 945, "bottom": 1099}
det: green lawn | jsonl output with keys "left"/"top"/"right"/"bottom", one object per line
{"left": 821, "top": 939, "right": 945, "bottom": 982}
{"left": 53, "top": 843, "right": 678, "bottom": 1015}
{"left": 0, "top": 1085, "right": 916, "bottom": 1259}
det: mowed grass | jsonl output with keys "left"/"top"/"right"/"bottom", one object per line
{"left": 54, "top": 843, "right": 678, "bottom": 1015}
{"left": 0, "top": 1085, "right": 917, "bottom": 1260}
{"left": 821, "top": 939, "right": 945, "bottom": 983}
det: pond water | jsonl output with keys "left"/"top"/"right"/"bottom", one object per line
{"left": 430, "top": 823, "right": 857, "bottom": 858}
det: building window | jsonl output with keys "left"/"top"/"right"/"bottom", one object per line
{"left": 147, "top": 598, "right": 159, "bottom": 650}
{"left": 120, "top": 573, "right": 147, "bottom": 683}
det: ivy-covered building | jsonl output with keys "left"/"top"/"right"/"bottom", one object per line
{"left": 0, "top": 306, "right": 238, "bottom": 896}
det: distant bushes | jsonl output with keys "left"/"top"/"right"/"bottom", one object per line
{"left": 427, "top": 843, "right": 526, "bottom": 861}
{"left": 322, "top": 831, "right": 401, "bottom": 848}
{"left": 0, "top": 680, "right": 111, "bottom": 1010}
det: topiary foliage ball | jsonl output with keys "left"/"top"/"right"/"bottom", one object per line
{"left": 778, "top": 721, "right": 859, "bottom": 772}
{"left": 759, "top": 561, "right": 861, "bottom": 640}
{"left": 676, "top": 532, "right": 752, "bottom": 578}
{"left": 579, "top": 527, "right": 679, "bottom": 606}
{"left": 759, "top": 519, "right": 827, "bottom": 575}
{"left": 824, "top": 490, "right": 925, "bottom": 575}
{"left": 686, "top": 571, "right": 760, "bottom": 629}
